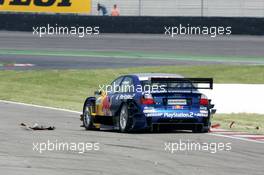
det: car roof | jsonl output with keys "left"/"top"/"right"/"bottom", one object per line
{"left": 131, "top": 73, "right": 184, "bottom": 81}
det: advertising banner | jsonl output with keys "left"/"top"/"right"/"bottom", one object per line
{"left": 0, "top": 0, "right": 91, "bottom": 14}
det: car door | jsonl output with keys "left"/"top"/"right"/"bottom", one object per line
{"left": 110, "top": 76, "right": 135, "bottom": 116}
{"left": 107, "top": 76, "right": 124, "bottom": 116}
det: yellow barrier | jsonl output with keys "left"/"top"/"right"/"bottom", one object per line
{"left": 0, "top": 0, "right": 91, "bottom": 14}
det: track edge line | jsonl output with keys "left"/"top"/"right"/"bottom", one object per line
{"left": 0, "top": 99, "right": 80, "bottom": 114}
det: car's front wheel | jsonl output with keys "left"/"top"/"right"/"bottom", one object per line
{"left": 119, "top": 104, "right": 132, "bottom": 133}
{"left": 83, "top": 100, "right": 94, "bottom": 130}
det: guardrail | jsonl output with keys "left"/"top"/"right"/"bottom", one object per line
{"left": 0, "top": 13, "right": 263, "bottom": 35}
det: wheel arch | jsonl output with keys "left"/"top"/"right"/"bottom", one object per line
{"left": 83, "top": 97, "right": 96, "bottom": 113}
{"left": 114, "top": 99, "right": 140, "bottom": 117}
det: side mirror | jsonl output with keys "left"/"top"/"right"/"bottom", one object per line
{"left": 94, "top": 91, "right": 102, "bottom": 95}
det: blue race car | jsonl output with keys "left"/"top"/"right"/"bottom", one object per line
{"left": 80, "top": 73, "right": 216, "bottom": 133}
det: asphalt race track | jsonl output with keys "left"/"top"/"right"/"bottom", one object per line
{"left": 0, "top": 32, "right": 264, "bottom": 69}
{"left": 1, "top": 31, "right": 264, "bottom": 174}
{"left": 0, "top": 101, "right": 263, "bottom": 175}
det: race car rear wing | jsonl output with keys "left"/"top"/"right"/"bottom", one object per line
{"left": 150, "top": 78, "right": 213, "bottom": 90}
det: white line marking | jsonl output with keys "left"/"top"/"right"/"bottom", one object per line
{"left": 1, "top": 99, "right": 263, "bottom": 144}
{"left": 0, "top": 64, "right": 35, "bottom": 67}
{"left": 210, "top": 128, "right": 228, "bottom": 132}
{"left": 231, "top": 135, "right": 264, "bottom": 138}
{"left": 13, "top": 64, "right": 35, "bottom": 67}
{"left": 0, "top": 100, "right": 80, "bottom": 114}
{"left": 208, "top": 133, "right": 264, "bottom": 144}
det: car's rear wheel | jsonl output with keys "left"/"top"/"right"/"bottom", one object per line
{"left": 83, "top": 101, "right": 94, "bottom": 130}
{"left": 203, "top": 127, "right": 210, "bottom": 133}
{"left": 192, "top": 125, "right": 209, "bottom": 133}
{"left": 119, "top": 104, "right": 132, "bottom": 133}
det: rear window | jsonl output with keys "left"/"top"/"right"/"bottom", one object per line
{"left": 140, "top": 80, "right": 196, "bottom": 92}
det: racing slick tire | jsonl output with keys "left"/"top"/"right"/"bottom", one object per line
{"left": 83, "top": 99, "right": 94, "bottom": 130}
{"left": 119, "top": 104, "right": 133, "bottom": 133}
{"left": 192, "top": 125, "right": 209, "bottom": 133}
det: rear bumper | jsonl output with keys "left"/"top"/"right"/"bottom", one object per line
{"left": 147, "top": 117, "right": 208, "bottom": 129}
{"left": 151, "top": 123, "right": 205, "bottom": 131}
{"left": 131, "top": 114, "right": 210, "bottom": 131}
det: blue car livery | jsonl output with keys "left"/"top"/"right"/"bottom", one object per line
{"left": 81, "top": 73, "right": 216, "bottom": 133}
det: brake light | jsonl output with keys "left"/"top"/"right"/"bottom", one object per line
{"left": 141, "top": 94, "right": 155, "bottom": 105}
{"left": 200, "top": 99, "right": 208, "bottom": 106}
{"left": 200, "top": 94, "right": 209, "bottom": 106}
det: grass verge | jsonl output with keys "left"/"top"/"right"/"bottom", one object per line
{"left": 213, "top": 114, "right": 264, "bottom": 134}
{"left": 0, "top": 65, "right": 264, "bottom": 134}
{"left": 0, "top": 65, "right": 263, "bottom": 110}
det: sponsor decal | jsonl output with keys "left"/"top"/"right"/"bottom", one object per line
{"left": 195, "top": 113, "right": 208, "bottom": 117}
{"left": 145, "top": 111, "right": 208, "bottom": 118}
{"left": 199, "top": 106, "right": 208, "bottom": 114}
{"left": 0, "top": 0, "right": 91, "bottom": 14}
{"left": 200, "top": 106, "right": 207, "bottom": 110}
{"left": 115, "top": 94, "right": 135, "bottom": 100}
{"left": 200, "top": 110, "right": 208, "bottom": 114}
{"left": 144, "top": 110, "right": 155, "bottom": 113}
{"left": 102, "top": 96, "right": 111, "bottom": 116}
{"left": 167, "top": 99, "right": 187, "bottom": 105}
{"left": 172, "top": 105, "right": 184, "bottom": 110}
{"left": 145, "top": 113, "right": 163, "bottom": 117}
{"left": 164, "top": 112, "right": 194, "bottom": 118}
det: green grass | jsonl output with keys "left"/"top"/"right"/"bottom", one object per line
{"left": 0, "top": 65, "right": 263, "bottom": 111}
{"left": 1, "top": 49, "right": 264, "bottom": 63}
{"left": 213, "top": 114, "right": 264, "bottom": 134}
{"left": 0, "top": 65, "right": 263, "bottom": 134}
